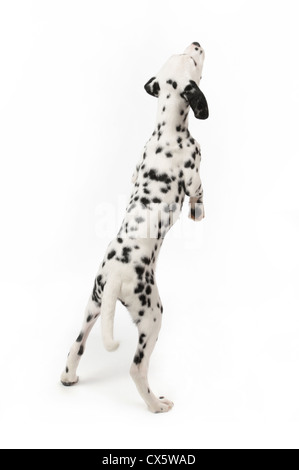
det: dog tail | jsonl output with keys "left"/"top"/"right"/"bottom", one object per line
{"left": 101, "top": 277, "right": 121, "bottom": 352}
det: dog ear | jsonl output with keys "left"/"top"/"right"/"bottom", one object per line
{"left": 181, "top": 80, "right": 209, "bottom": 119}
{"left": 144, "top": 77, "right": 160, "bottom": 97}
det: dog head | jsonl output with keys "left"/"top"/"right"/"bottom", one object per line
{"left": 144, "top": 42, "right": 209, "bottom": 120}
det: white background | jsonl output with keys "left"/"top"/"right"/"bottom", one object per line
{"left": 0, "top": 0, "right": 299, "bottom": 449}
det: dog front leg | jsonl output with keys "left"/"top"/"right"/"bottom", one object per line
{"left": 189, "top": 194, "right": 205, "bottom": 222}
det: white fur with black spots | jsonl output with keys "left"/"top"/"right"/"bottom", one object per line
{"left": 61, "top": 42, "right": 209, "bottom": 413}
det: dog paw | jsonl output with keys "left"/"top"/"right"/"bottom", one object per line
{"left": 148, "top": 396, "right": 174, "bottom": 414}
{"left": 189, "top": 202, "right": 205, "bottom": 221}
{"left": 60, "top": 371, "right": 79, "bottom": 387}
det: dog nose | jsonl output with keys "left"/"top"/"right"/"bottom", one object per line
{"left": 192, "top": 42, "right": 201, "bottom": 47}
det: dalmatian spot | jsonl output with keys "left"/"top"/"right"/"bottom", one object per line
{"left": 139, "top": 333, "right": 146, "bottom": 345}
{"left": 141, "top": 257, "right": 151, "bottom": 265}
{"left": 140, "top": 197, "right": 150, "bottom": 206}
{"left": 138, "top": 310, "right": 144, "bottom": 316}
{"left": 176, "top": 125, "right": 181, "bottom": 132}
{"left": 165, "top": 152, "right": 173, "bottom": 158}
{"left": 184, "top": 160, "right": 192, "bottom": 168}
{"left": 148, "top": 169, "right": 172, "bottom": 185}
{"left": 119, "top": 246, "right": 132, "bottom": 264}
{"left": 92, "top": 277, "right": 103, "bottom": 303}
{"left": 134, "top": 350, "right": 144, "bottom": 365}
{"left": 135, "top": 217, "right": 145, "bottom": 224}
{"left": 135, "top": 265, "right": 145, "bottom": 280}
{"left": 156, "top": 147, "right": 163, "bottom": 154}
{"left": 139, "top": 295, "right": 147, "bottom": 306}
{"left": 145, "top": 285, "right": 152, "bottom": 295}
{"left": 86, "top": 314, "right": 93, "bottom": 323}
{"left": 117, "top": 237, "right": 123, "bottom": 243}
{"left": 152, "top": 197, "right": 161, "bottom": 203}
{"left": 107, "top": 250, "right": 116, "bottom": 260}
{"left": 78, "top": 345, "right": 84, "bottom": 356}
{"left": 76, "top": 333, "right": 83, "bottom": 342}
{"left": 127, "top": 203, "right": 136, "bottom": 213}
{"left": 178, "top": 179, "right": 185, "bottom": 194}
{"left": 134, "top": 283, "right": 145, "bottom": 294}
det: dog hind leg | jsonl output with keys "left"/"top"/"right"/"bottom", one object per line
{"left": 129, "top": 301, "right": 173, "bottom": 413}
{"left": 61, "top": 297, "right": 101, "bottom": 386}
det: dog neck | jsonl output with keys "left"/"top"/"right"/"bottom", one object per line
{"left": 154, "top": 91, "right": 190, "bottom": 137}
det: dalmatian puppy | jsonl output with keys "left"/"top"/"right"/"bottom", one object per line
{"left": 61, "top": 42, "right": 209, "bottom": 413}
